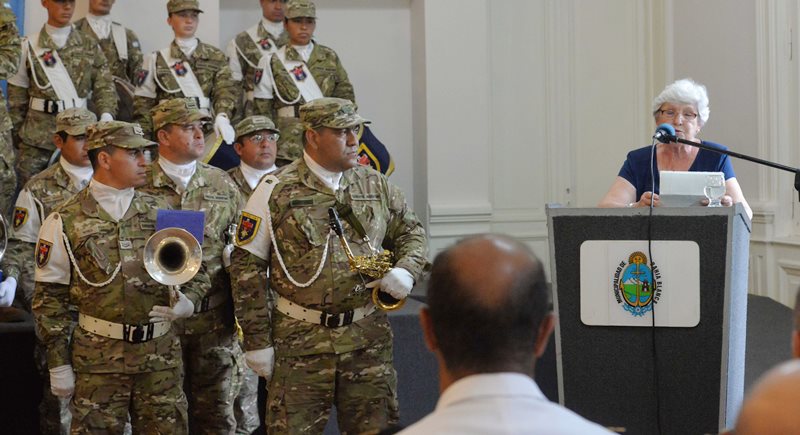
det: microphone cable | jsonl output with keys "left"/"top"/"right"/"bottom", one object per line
{"left": 648, "top": 133, "right": 663, "bottom": 435}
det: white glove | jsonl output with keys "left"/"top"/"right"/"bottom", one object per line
{"left": 366, "top": 267, "right": 414, "bottom": 300}
{"left": 214, "top": 113, "right": 235, "bottom": 144}
{"left": 149, "top": 290, "right": 194, "bottom": 323}
{"left": 49, "top": 364, "right": 75, "bottom": 398}
{"left": 245, "top": 347, "right": 275, "bottom": 380}
{"left": 99, "top": 112, "right": 114, "bottom": 122}
{"left": 222, "top": 244, "right": 233, "bottom": 268}
{"left": 0, "top": 276, "right": 17, "bottom": 307}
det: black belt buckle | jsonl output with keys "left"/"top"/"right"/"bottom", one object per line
{"left": 199, "top": 295, "right": 211, "bottom": 313}
{"left": 44, "top": 100, "right": 60, "bottom": 114}
{"left": 319, "top": 310, "right": 355, "bottom": 328}
{"left": 123, "top": 323, "right": 155, "bottom": 343}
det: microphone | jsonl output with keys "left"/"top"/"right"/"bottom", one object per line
{"left": 653, "top": 123, "right": 676, "bottom": 143}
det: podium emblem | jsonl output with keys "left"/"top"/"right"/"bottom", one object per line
{"left": 614, "top": 251, "right": 661, "bottom": 317}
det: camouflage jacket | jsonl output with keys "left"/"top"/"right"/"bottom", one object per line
{"left": 7, "top": 25, "right": 118, "bottom": 150}
{"left": 270, "top": 42, "right": 355, "bottom": 111}
{"left": 73, "top": 17, "right": 143, "bottom": 84}
{"left": 0, "top": 6, "right": 21, "bottom": 134}
{"left": 138, "top": 160, "right": 243, "bottom": 335}
{"left": 31, "top": 189, "right": 183, "bottom": 374}
{"left": 2, "top": 162, "right": 85, "bottom": 308}
{"left": 231, "top": 159, "right": 429, "bottom": 356}
{"left": 133, "top": 40, "right": 238, "bottom": 137}
{"left": 231, "top": 22, "right": 288, "bottom": 96}
{"left": 227, "top": 165, "right": 253, "bottom": 198}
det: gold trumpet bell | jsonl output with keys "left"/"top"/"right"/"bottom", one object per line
{"left": 144, "top": 228, "right": 202, "bottom": 286}
{"left": 0, "top": 213, "right": 7, "bottom": 263}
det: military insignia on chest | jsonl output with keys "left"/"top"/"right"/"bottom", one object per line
{"left": 290, "top": 65, "right": 307, "bottom": 81}
{"left": 36, "top": 240, "right": 53, "bottom": 268}
{"left": 13, "top": 207, "right": 28, "bottom": 230}
{"left": 135, "top": 69, "right": 148, "bottom": 86}
{"left": 236, "top": 212, "right": 261, "bottom": 246}
{"left": 41, "top": 50, "right": 57, "bottom": 67}
{"left": 254, "top": 68, "right": 263, "bottom": 85}
{"left": 258, "top": 38, "right": 272, "bottom": 50}
{"left": 172, "top": 61, "right": 188, "bottom": 76}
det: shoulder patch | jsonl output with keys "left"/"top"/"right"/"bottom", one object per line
{"left": 236, "top": 211, "right": 261, "bottom": 246}
{"left": 13, "top": 207, "right": 28, "bottom": 230}
{"left": 36, "top": 239, "right": 53, "bottom": 268}
{"left": 135, "top": 68, "right": 148, "bottom": 86}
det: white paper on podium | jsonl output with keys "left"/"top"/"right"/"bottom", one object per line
{"left": 660, "top": 170, "right": 723, "bottom": 207}
{"left": 579, "top": 240, "right": 700, "bottom": 327}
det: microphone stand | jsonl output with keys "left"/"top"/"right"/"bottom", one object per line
{"left": 659, "top": 134, "right": 800, "bottom": 201}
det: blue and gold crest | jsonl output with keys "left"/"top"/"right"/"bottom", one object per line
{"left": 236, "top": 212, "right": 261, "bottom": 246}
{"left": 258, "top": 38, "right": 272, "bottom": 50}
{"left": 173, "top": 61, "right": 188, "bottom": 76}
{"left": 41, "top": 50, "right": 57, "bottom": 67}
{"left": 614, "top": 251, "right": 660, "bottom": 317}
{"left": 291, "top": 65, "right": 307, "bottom": 81}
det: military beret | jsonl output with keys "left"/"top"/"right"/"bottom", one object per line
{"left": 285, "top": 0, "right": 316, "bottom": 19}
{"left": 167, "top": 0, "right": 203, "bottom": 14}
{"left": 235, "top": 115, "right": 279, "bottom": 142}
{"left": 300, "top": 98, "right": 370, "bottom": 130}
{"left": 86, "top": 121, "right": 156, "bottom": 150}
{"left": 150, "top": 98, "right": 211, "bottom": 132}
{"left": 55, "top": 108, "right": 97, "bottom": 136}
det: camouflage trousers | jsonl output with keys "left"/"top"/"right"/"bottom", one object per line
{"left": 34, "top": 341, "right": 72, "bottom": 435}
{"left": 0, "top": 132, "right": 16, "bottom": 219}
{"left": 16, "top": 143, "right": 54, "bottom": 190}
{"left": 234, "top": 366, "right": 261, "bottom": 434}
{"left": 70, "top": 367, "right": 188, "bottom": 434}
{"left": 180, "top": 327, "right": 240, "bottom": 434}
{"left": 274, "top": 116, "right": 304, "bottom": 167}
{"left": 267, "top": 339, "right": 399, "bottom": 435}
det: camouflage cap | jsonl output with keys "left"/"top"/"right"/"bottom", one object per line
{"left": 151, "top": 98, "right": 212, "bottom": 132}
{"left": 55, "top": 108, "right": 97, "bottom": 136}
{"left": 167, "top": 0, "right": 203, "bottom": 14}
{"left": 235, "top": 115, "right": 279, "bottom": 142}
{"left": 86, "top": 121, "right": 157, "bottom": 151}
{"left": 285, "top": 0, "right": 316, "bottom": 19}
{"left": 300, "top": 98, "right": 370, "bottom": 130}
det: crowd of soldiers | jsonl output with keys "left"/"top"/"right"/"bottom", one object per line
{"left": 0, "top": 1, "right": 428, "bottom": 434}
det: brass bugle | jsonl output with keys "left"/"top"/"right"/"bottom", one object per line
{"left": 143, "top": 227, "right": 202, "bottom": 286}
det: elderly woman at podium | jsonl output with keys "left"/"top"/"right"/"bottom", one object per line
{"left": 598, "top": 78, "right": 752, "bottom": 220}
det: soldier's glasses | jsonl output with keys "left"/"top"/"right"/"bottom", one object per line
{"left": 246, "top": 133, "right": 280, "bottom": 143}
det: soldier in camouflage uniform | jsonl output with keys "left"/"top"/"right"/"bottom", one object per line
{"left": 1, "top": 107, "right": 95, "bottom": 435}
{"left": 269, "top": 0, "right": 355, "bottom": 166}
{"left": 7, "top": 0, "right": 118, "bottom": 188}
{"left": 133, "top": 0, "right": 238, "bottom": 149}
{"left": 32, "top": 121, "right": 194, "bottom": 434}
{"left": 74, "top": 0, "right": 145, "bottom": 122}
{"left": 0, "top": 4, "right": 21, "bottom": 221}
{"left": 231, "top": 98, "right": 429, "bottom": 434}
{"left": 227, "top": 115, "right": 280, "bottom": 434}
{"left": 226, "top": 0, "right": 289, "bottom": 122}
{"left": 138, "top": 98, "right": 244, "bottom": 434}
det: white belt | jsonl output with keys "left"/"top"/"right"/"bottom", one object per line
{"left": 29, "top": 97, "right": 87, "bottom": 114}
{"left": 159, "top": 96, "right": 210, "bottom": 110}
{"left": 245, "top": 91, "right": 273, "bottom": 101}
{"left": 276, "top": 295, "right": 376, "bottom": 328}
{"left": 195, "top": 291, "right": 230, "bottom": 313}
{"left": 78, "top": 313, "right": 171, "bottom": 343}
{"left": 277, "top": 105, "right": 299, "bottom": 118}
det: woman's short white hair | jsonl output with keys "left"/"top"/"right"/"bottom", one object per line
{"left": 652, "top": 78, "right": 710, "bottom": 126}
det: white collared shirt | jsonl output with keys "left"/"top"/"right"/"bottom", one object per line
{"left": 59, "top": 157, "right": 93, "bottom": 191}
{"left": 292, "top": 42, "right": 314, "bottom": 63}
{"left": 399, "top": 373, "right": 613, "bottom": 435}
{"left": 262, "top": 18, "right": 284, "bottom": 40}
{"left": 303, "top": 151, "right": 342, "bottom": 191}
{"left": 158, "top": 157, "right": 197, "bottom": 193}
{"left": 240, "top": 161, "right": 277, "bottom": 190}
{"left": 90, "top": 179, "right": 134, "bottom": 222}
{"left": 175, "top": 37, "right": 199, "bottom": 57}
{"left": 86, "top": 13, "right": 112, "bottom": 39}
{"left": 45, "top": 23, "right": 72, "bottom": 49}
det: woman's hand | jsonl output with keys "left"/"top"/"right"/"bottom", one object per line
{"left": 635, "top": 191, "right": 661, "bottom": 208}
{"left": 700, "top": 194, "right": 733, "bottom": 207}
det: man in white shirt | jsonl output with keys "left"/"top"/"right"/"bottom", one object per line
{"left": 400, "top": 234, "right": 613, "bottom": 435}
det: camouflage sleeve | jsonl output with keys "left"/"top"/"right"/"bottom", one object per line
{"left": 32, "top": 281, "right": 73, "bottom": 368}
{"left": 330, "top": 53, "right": 355, "bottom": 103}
{"left": 0, "top": 17, "right": 21, "bottom": 79}
{"left": 270, "top": 55, "right": 300, "bottom": 103}
{"left": 1, "top": 238, "right": 31, "bottom": 282}
{"left": 383, "top": 180, "right": 430, "bottom": 281}
{"left": 133, "top": 95, "right": 157, "bottom": 138}
{"left": 211, "top": 60, "right": 238, "bottom": 119}
{"left": 126, "top": 28, "right": 144, "bottom": 83}
{"left": 230, "top": 247, "right": 272, "bottom": 350}
{"left": 90, "top": 41, "right": 118, "bottom": 116}
{"left": 7, "top": 83, "right": 28, "bottom": 146}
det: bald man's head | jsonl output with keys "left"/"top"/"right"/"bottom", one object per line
{"left": 425, "top": 234, "right": 551, "bottom": 376}
{"left": 736, "top": 360, "right": 800, "bottom": 434}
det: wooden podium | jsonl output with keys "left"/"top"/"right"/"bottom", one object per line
{"left": 546, "top": 205, "right": 750, "bottom": 434}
